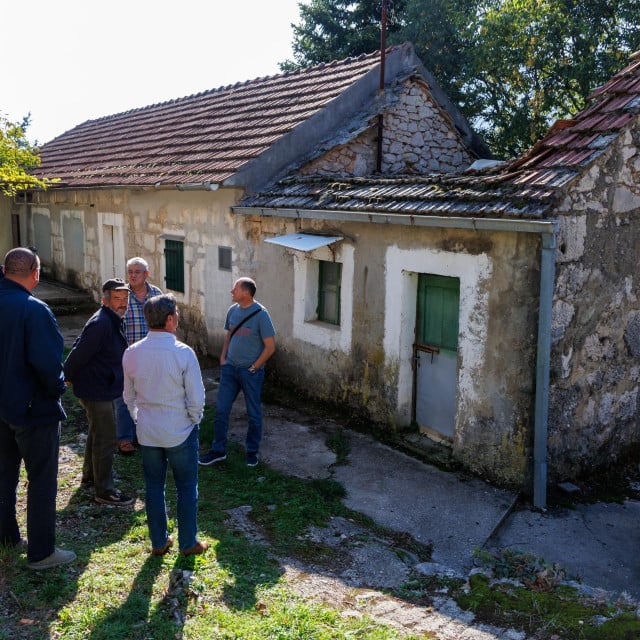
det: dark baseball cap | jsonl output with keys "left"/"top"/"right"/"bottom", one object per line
{"left": 102, "top": 278, "right": 129, "bottom": 292}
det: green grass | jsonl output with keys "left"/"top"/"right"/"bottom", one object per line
{"left": 3, "top": 392, "right": 640, "bottom": 639}
{"left": 0, "top": 396, "right": 422, "bottom": 640}
{"left": 455, "top": 573, "right": 640, "bottom": 640}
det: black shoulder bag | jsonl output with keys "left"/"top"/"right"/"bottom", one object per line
{"left": 229, "top": 308, "right": 262, "bottom": 339}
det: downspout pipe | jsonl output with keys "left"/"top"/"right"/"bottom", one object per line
{"left": 233, "top": 205, "right": 558, "bottom": 507}
{"left": 533, "top": 230, "right": 557, "bottom": 510}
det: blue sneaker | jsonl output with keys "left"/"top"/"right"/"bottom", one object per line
{"left": 246, "top": 452, "right": 259, "bottom": 467}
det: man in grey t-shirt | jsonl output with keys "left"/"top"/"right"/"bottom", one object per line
{"left": 199, "top": 277, "right": 275, "bottom": 467}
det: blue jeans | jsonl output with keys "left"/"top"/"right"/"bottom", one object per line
{"left": 140, "top": 426, "right": 199, "bottom": 552}
{"left": 115, "top": 396, "right": 137, "bottom": 443}
{"left": 211, "top": 364, "right": 265, "bottom": 455}
{"left": 0, "top": 418, "right": 60, "bottom": 562}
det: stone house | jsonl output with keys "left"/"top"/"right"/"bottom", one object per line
{"left": 237, "top": 50, "right": 640, "bottom": 506}
{"left": 3, "top": 43, "right": 639, "bottom": 505}
{"left": 4, "top": 43, "right": 485, "bottom": 354}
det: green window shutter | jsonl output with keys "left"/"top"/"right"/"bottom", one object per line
{"left": 317, "top": 260, "right": 341, "bottom": 325}
{"left": 417, "top": 274, "right": 459, "bottom": 351}
{"left": 164, "top": 240, "right": 184, "bottom": 292}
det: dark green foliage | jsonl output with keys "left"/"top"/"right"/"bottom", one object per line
{"left": 280, "top": 0, "right": 406, "bottom": 70}
{"left": 284, "top": 0, "right": 640, "bottom": 158}
{"left": 464, "top": 0, "right": 640, "bottom": 157}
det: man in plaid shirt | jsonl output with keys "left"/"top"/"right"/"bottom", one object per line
{"left": 115, "top": 257, "right": 162, "bottom": 454}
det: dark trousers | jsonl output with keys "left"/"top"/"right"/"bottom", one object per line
{"left": 0, "top": 417, "right": 60, "bottom": 562}
{"left": 80, "top": 399, "right": 117, "bottom": 497}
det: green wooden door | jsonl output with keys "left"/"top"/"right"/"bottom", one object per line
{"left": 414, "top": 274, "right": 460, "bottom": 438}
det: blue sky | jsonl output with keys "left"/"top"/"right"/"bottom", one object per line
{"left": 3, "top": 0, "right": 301, "bottom": 144}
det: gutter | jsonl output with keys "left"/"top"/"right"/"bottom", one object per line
{"left": 233, "top": 205, "right": 557, "bottom": 509}
{"left": 175, "top": 182, "right": 219, "bottom": 191}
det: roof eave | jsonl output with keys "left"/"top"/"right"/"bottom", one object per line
{"left": 232, "top": 205, "right": 557, "bottom": 235}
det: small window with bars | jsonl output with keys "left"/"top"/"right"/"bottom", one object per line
{"left": 317, "top": 260, "right": 341, "bottom": 325}
{"left": 164, "top": 239, "right": 184, "bottom": 292}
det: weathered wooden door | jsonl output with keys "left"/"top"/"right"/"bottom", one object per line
{"left": 102, "top": 223, "right": 117, "bottom": 278}
{"left": 414, "top": 274, "right": 460, "bottom": 439}
{"left": 98, "top": 212, "right": 125, "bottom": 282}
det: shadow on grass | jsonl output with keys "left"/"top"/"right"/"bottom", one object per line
{"left": 0, "top": 479, "right": 142, "bottom": 640}
{"left": 196, "top": 447, "right": 285, "bottom": 611}
{"left": 0, "top": 539, "right": 82, "bottom": 640}
{"left": 85, "top": 554, "right": 177, "bottom": 640}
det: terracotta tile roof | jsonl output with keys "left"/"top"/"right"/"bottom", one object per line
{"left": 34, "top": 49, "right": 391, "bottom": 188}
{"left": 238, "top": 51, "right": 640, "bottom": 221}
{"left": 501, "top": 50, "right": 640, "bottom": 187}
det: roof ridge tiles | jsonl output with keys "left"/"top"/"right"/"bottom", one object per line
{"left": 68, "top": 47, "right": 387, "bottom": 131}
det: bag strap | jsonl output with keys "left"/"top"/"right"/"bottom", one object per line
{"left": 229, "top": 308, "right": 261, "bottom": 339}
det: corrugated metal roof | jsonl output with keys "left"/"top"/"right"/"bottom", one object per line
{"left": 507, "top": 52, "right": 640, "bottom": 184}
{"left": 237, "top": 173, "right": 556, "bottom": 219}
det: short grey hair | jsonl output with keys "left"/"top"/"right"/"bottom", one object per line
{"left": 127, "top": 257, "right": 149, "bottom": 271}
{"left": 143, "top": 293, "right": 177, "bottom": 329}
{"left": 237, "top": 277, "right": 256, "bottom": 297}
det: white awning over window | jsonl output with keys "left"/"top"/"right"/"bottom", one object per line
{"left": 264, "top": 233, "right": 343, "bottom": 252}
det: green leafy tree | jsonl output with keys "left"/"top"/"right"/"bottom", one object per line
{"left": 394, "top": 0, "right": 480, "bottom": 119}
{"left": 0, "top": 114, "right": 53, "bottom": 196}
{"left": 284, "top": 0, "right": 640, "bottom": 158}
{"left": 464, "top": 0, "right": 640, "bottom": 157}
{"left": 280, "top": 0, "right": 406, "bottom": 71}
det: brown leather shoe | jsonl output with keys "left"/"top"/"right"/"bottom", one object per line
{"left": 151, "top": 536, "right": 173, "bottom": 556}
{"left": 118, "top": 440, "right": 136, "bottom": 455}
{"left": 180, "top": 540, "right": 209, "bottom": 556}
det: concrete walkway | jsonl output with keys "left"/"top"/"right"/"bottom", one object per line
{"left": 34, "top": 276, "right": 95, "bottom": 306}
{"left": 211, "top": 379, "right": 640, "bottom": 600}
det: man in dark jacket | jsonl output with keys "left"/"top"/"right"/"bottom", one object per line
{"left": 64, "top": 278, "right": 133, "bottom": 506}
{"left": 0, "top": 247, "right": 76, "bottom": 570}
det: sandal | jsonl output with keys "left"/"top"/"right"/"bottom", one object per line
{"left": 118, "top": 440, "right": 136, "bottom": 455}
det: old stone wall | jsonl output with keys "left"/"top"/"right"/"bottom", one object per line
{"left": 299, "top": 78, "right": 473, "bottom": 177}
{"left": 549, "top": 121, "right": 640, "bottom": 480}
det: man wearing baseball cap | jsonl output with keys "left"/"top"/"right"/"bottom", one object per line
{"left": 64, "top": 279, "right": 134, "bottom": 506}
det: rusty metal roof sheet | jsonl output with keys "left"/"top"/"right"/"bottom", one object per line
{"left": 504, "top": 51, "right": 640, "bottom": 185}
{"left": 237, "top": 173, "right": 557, "bottom": 219}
